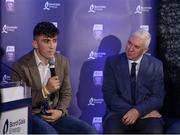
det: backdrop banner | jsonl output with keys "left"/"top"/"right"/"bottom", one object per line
{"left": 1, "top": 0, "right": 157, "bottom": 133}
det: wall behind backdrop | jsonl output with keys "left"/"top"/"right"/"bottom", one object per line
{"left": 157, "top": 0, "right": 180, "bottom": 119}
{"left": 0, "top": 0, "right": 157, "bottom": 132}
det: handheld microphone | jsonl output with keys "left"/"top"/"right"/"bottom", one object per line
{"left": 48, "top": 57, "right": 56, "bottom": 100}
{"left": 48, "top": 57, "right": 56, "bottom": 77}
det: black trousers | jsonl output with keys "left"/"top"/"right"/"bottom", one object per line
{"left": 103, "top": 113, "right": 164, "bottom": 134}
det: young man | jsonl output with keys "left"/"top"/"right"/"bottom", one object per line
{"left": 12, "top": 21, "right": 96, "bottom": 134}
{"left": 102, "top": 29, "right": 165, "bottom": 133}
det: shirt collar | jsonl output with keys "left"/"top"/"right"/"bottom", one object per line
{"left": 34, "top": 50, "right": 48, "bottom": 66}
{"left": 128, "top": 55, "right": 143, "bottom": 65}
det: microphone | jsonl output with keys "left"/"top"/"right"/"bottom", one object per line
{"left": 48, "top": 57, "right": 56, "bottom": 77}
{"left": 48, "top": 57, "right": 56, "bottom": 102}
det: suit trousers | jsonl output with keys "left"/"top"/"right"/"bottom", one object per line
{"left": 103, "top": 113, "right": 164, "bottom": 134}
{"left": 32, "top": 114, "right": 97, "bottom": 134}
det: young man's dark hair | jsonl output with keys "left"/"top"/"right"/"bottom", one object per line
{"left": 33, "top": 22, "right": 59, "bottom": 39}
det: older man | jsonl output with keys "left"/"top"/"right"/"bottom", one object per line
{"left": 102, "top": 29, "right": 165, "bottom": 133}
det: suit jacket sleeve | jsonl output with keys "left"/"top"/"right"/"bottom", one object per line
{"left": 55, "top": 57, "right": 72, "bottom": 114}
{"left": 102, "top": 57, "right": 132, "bottom": 113}
{"left": 134, "top": 61, "right": 165, "bottom": 117}
{"left": 12, "top": 61, "right": 45, "bottom": 111}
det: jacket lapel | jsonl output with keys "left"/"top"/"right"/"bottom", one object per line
{"left": 27, "top": 51, "right": 42, "bottom": 89}
{"left": 137, "top": 55, "right": 147, "bottom": 84}
{"left": 116, "top": 54, "right": 131, "bottom": 95}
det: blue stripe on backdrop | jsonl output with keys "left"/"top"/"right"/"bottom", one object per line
{"left": 0, "top": 0, "right": 157, "bottom": 133}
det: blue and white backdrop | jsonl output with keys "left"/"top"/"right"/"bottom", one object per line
{"left": 0, "top": 0, "right": 157, "bottom": 132}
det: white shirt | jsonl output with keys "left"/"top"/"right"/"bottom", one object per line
{"left": 34, "top": 50, "right": 51, "bottom": 98}
{"left": 34, "top": 50, "right": 51, "bottom": 86}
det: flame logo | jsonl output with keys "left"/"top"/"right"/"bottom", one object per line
{"left": 3, "top": 119, "right": 9, "bottom": 134}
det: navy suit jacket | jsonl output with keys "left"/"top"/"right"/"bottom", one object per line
{"left": 102, "top": 53, "right": 165, "bottom": 118}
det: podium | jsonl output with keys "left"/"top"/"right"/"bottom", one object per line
{"left": 0, "top": 82, "right": 31, "bottom": 134}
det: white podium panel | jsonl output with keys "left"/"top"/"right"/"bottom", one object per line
{"left": 0, "top": 82, "right": 31, "bottom": 134}
{"left": 1, "top": 86, "right": 24, "bottom": 103}
{"left": 0, "top": 107, "right": 28, "bottom": 134}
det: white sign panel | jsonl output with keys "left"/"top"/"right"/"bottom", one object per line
{"left": 0, "top": 107, "right": 28, "bottom": 134}
{"left": 1, "top": 86, "right": 24, "bottom": 103}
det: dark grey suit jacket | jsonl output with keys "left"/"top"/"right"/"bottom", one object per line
{"left": 102, "top": 53, "right": 165, "bottom": 118}
{"left": 12, "top": 50, "right": 72, "bottom": 114}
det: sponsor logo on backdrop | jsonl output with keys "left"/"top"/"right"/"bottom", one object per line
{"left": 5, "top": 0, "right": 15, "bottom": 12}
{"left": 92, "top": 117, "right": 103, "bottom": 132}
{"left": 93, "top": 71, "right": 103, "bottom": 86}
{"left": 88, "top": 97, "right": 104, "bottom": 106}
{"left": 88, "top": 98, "right": 95, "bottom": 106}
{"left": 88, "top": 51, "right": 96, "bottom": 59}
{"left": 51, "top": 22, "right": 58, "bottom": 27}
{"left": 6, "top": 46, "right": 15, "bottom": 62}
{"left": 0, "top": 107, "right": 28, "bottom": 134}
{"left": 140, "top": 25, "right": 149, "bottom": 31}
{"left": 1, "top": 25, "right": 18, "bottom": 34}
{"left": 1, "top": 74, "right": 11, "bottom": 84}
{"left": 43, "top": 1, "right": 61, "bottom": 10}
{"left": 93, "top": 24, "right": 103, "bottom": 39}
{"left": 134, "top": 5, "right": 152, "bottom": 14}
{"left": 88, "top": 51, "right": 106, "bottom": 60}
{"left": 88, "top": 4, "right": 106, "bottom": 13}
